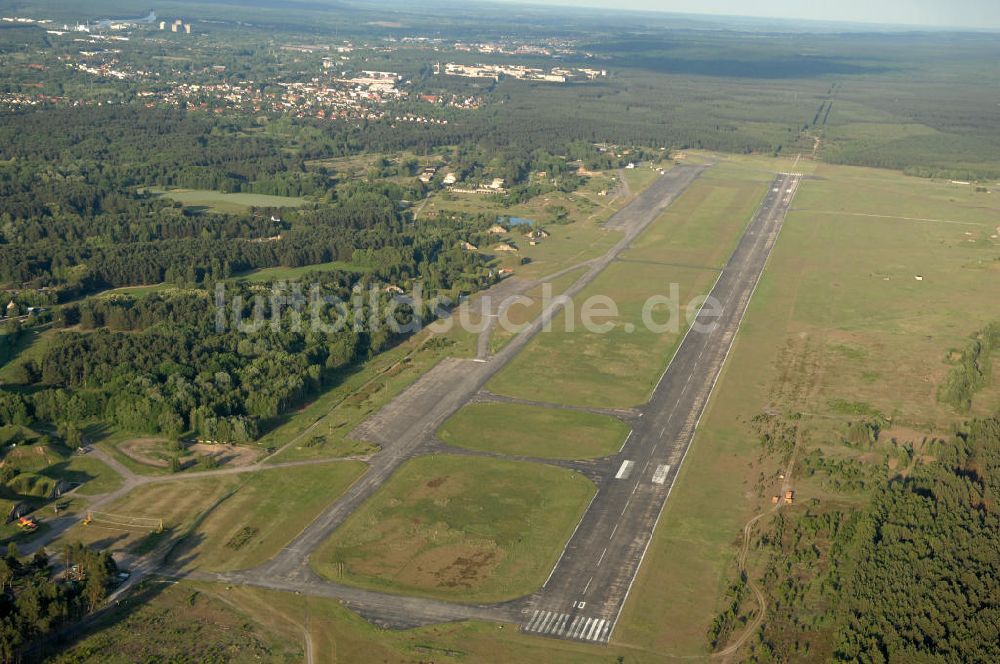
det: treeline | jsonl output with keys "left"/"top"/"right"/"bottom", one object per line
{"left": 938, "top": 321, "right": 1000, "bottom": 412}
{"left": 4, "top": 250, "right": 483, "bottom": 443}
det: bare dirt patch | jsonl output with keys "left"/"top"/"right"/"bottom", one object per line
{"left": 119, "top": 437, "right": 175, "bottom": 467}
{"left": 119, "top": 438, "right": 261, "bottom": 469}
{"left": 431, "top": 547, "right": 501, "bottom": 589}
{"left": 189, "top": 442, "right": 261, "bottom": 467}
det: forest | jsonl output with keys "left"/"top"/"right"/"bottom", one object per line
{"left": 0, "top": 544, "right": 117, "bottom": 660}
{"left": 0, "top": 104, "right": 617, "bottom": 294}
{"left": 732, "top": 417, "right": 1000, "bottom": 663}
{"left": 0, "top": 219, "right": 491, "bottom": 446}
{"left": 0, "top": 100, "right": 507, "bottom": 451}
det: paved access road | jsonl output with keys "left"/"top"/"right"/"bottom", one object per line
{"left": 521, "top": 172, "right": 802, "bottom": 644}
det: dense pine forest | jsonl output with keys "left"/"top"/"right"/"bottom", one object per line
{"left": 726, "top": 416, "right": 1000, "bottom": 663}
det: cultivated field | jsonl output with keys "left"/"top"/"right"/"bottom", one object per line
{"left": 311, "top": 455, "right": 595, "bottom": 602}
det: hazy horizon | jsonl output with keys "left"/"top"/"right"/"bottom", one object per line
{"left": 494, "top": 0, "right": 1000, "bottom": 29}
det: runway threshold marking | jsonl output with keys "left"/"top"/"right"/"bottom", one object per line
{"left": 523, "top": 611, "right": 610, "bottom": 643}
{"left": 652, "top": 464, "right": 671, "bottom": 485}
{"left": 615, "top": 460, "right": 634, "bottom": 479}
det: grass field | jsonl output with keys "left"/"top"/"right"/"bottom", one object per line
{"left": 59, "top": 476, "right": 242, "bottom": 554}
{"left": 487, "top": 161, "right": 769, "bottom": 408}
{"left": 46, "top": 582, "right": 303, "bottom": 663}
{"left": 488, "top": 267, "right": 586, "bottom": 354}
{"left": 147, "top": 188, "right": 307, "bottom": 213}
{"left": 614, "top": 156, "right": 1000, "bottom": 654}
{"left": 0, "top": 430, "right": 121, "bottom": 497}
{"left": 58, "top": 461, "right": 366, "bottom": 565}
{"left": 46, "top": 455, "right": 123, "bottom": 497}
{"left": 619, "top": 163, "right": 662, "bottom": 194}
{"left": 311, "top": 455, "right": 595, "bottom": 602}
{"left": 439, "top": 402, "right": 629, "bottom": 459}
{"left": 50, "top": 578, "right": 679, "bottom": 664}
{"left": 234, "top": 260, "right": 371, "bottom": 282}
{"left": 487, "top": 261, "right": 717, "bottom": 408}
{"left": 96, "top": 283, "right": 177, "bottom": 298}
{"left": 487, "top": 218, "right": 618, "bottom": 283}
{"left": 174, "top": 461, "right": 366, "bottom": 572}
{"left": 0, "top": 324, "right": 56, "bottom": 382}
{"left": 200, "top": 583, "right": 677, "bottom": 664}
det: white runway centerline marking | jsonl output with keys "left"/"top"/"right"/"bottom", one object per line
{"left": 615, "top": 459, "right": 634, "bottom": 479}
{"left": 652, "top": 463, "right": 671, "bottom": 485}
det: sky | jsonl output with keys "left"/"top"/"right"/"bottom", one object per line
{"left": 496, "top": 0, "right": 1000, "bottom": 29}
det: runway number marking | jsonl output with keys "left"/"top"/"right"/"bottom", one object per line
{"left": 652, "top": 464, "right": 671, "bottom": 485}
{"left": 615, "top": 460, "right": 634, "bottom": 479}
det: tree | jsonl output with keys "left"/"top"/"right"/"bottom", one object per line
{"left": 57, "top": 421, "right": 84, "bottom": 448}
{"left": 83, "top": 564, "right": 109, "bottom": 612}
{"left": 157, "top": 409, "right": 184, "bottom": 437}
{"left": 0, "top": 559, "right": 13, "bottom": 592}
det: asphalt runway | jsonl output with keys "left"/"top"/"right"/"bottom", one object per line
{"left": 521, "top": 172, "right": 802, "bottom": 643}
